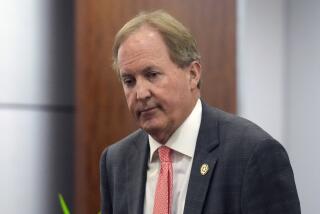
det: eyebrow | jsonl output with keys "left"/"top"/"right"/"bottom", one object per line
{"left": 142, "top": 66, "right": 159, "bottom": 73}
{"left": 119, "top": 65, "right": 159, "bottom": 78}
{"left": 120, "top": 73, "right": 132, "bottom": 79}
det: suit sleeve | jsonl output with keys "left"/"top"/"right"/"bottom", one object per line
{"left": 241, "top": 139, "right": 301, "bottom": 214}
{"left": 100, "top": 148, "right": 113, "bottom": 214}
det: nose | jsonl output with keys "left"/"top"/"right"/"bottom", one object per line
{"left": 135, "top": 79, "right": 151, "bottom": 100}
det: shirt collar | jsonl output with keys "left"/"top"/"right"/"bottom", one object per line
{"left": 148, "top": 99, "right": 202, "bottom": 162}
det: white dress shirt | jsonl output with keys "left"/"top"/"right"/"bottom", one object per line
{"left": 143, "top": 99, "right": 202, "bottom": 214}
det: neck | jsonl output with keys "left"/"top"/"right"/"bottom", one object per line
{"left": 151, "top": 96, "right": 200, "bottom": 144}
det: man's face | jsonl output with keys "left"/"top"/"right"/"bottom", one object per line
{"left": 117, "top": 25, "right": 200, "bottom": 143}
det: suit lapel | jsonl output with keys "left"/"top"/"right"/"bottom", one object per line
{"left": 126, "top": 131, "right": 149, "bottom": 214}
{"left": 184, "top": 102, "right": 220, "bottom": 214}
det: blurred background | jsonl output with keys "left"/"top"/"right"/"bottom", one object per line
{"left": 0, "top": 0, "right": 319, "bottom": 213}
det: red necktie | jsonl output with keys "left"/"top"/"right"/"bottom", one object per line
{"left": 153, "top": 146, "right": 173, "bottom": 214}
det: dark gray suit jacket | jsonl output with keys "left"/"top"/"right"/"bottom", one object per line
{"left": 100, "top": 102, "right": 300, "bottom": 214}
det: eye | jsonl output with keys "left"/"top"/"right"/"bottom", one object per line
{"left": 121, "top": 76, "right": 135, "bottom": 87}
{"left": 146, "top": 70, "right": 159, "bottom": 80}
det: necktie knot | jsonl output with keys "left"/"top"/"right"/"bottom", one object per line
{"left": 158, "top": 146, "right": 172, "bottom": 163}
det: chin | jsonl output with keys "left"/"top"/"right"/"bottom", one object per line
{"left": 140, "top": 121, "right": 163, "bottom": 135}
{"left": 141, "top": 123, "right": 160, "bottom": 133}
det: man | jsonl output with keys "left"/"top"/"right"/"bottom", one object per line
{"left": 100, "top": 10, "right": 300, "bottom": 214}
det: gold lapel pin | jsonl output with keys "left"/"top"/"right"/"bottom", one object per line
{"left": 200, "top": 163, "right": 209, "bottom": 175}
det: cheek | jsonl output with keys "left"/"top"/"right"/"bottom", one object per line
{"left": 165, "top": 84, "right": 190, "bottom": 111}
{"left": 124, "top": 90, "right": 135, "bottom": 110}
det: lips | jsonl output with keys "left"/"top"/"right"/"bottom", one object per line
{"left": 136, "top": 105, "right": 158, "bottom": 118}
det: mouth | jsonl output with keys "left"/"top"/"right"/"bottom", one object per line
{"left": 137, "top": 106, "right": 158, "bottom": 118}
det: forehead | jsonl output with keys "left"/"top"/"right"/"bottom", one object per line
{"left": 117, "top": 25, "right": 171, "bottom": 71}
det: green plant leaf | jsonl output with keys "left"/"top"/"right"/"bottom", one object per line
{"left": 58, "top": 193, "right": 70, "bottom": 214}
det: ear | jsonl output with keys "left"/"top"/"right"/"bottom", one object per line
{"left": 188, "top": 61, "right": 201, "bottom": 89}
